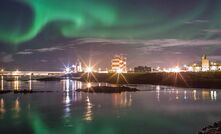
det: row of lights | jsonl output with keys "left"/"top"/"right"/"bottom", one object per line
{"left": 65, "top": 66, "right": 94, "bottom": 74}
{"left": 1, "top": 69, "right": 22, "bottom": 75}
{"left": 156, "top": 66, "right": 181, "bottom": 73}
{"left": 163, "top": 66, "right": 181, "bottom": 73}
{"left": 64, "top": 66, "right": 123, "bottom": 74}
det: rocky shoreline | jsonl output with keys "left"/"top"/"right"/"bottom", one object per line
{"left": 0, "top": 89, "right": 54, "bottom": 94}
{"left": 199, "top": 121, "right": 221, "bottom": 134}
{"left": 76, "top": 86, "right": 139, "bottom": 93}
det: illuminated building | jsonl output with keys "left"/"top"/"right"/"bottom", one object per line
{"left": 187, "top": 64, "right": 202, "bottom": 72}
{"left": 111, "top": 54, "right": 127, "bottom": 73}
{"left": 186, "top": 55, "right": 221, "bottom": 72}
{"left": 134, "top": 66, "right": 152, "bottom": 72}
{"left": 201, "top": 55, "right": 210, "bottom": 71}
{"left": 72, "top": 59, "right": 83, "bottom": 73}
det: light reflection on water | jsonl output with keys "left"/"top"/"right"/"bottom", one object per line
{"left": 0, "top": 98, "right": 5, "bottom": 118}
{"left": 87, "top": 83, "right": 92, "bottom": 88}
{"left": 83, "top": 96, "right": 93, "bottom": 122}
{"left": 1, "top": 76, "right": 3, "bottom": 91}
{"left": 0, "top": 76, "right": 34, "bottom": 91}
{"left": 29, "top": 79, "right": 32, "bottom": 90}
{"left": 112, "top": 92, "right": 132, "bottom": 107}
{"left": 13, "top": 98, "right": 21, "bottom": 119}
{"left": 13, "top": 76, "right": 20, "bottom": 91}
{"left": 154, "top": 86, "right": 218, "bottom": 102}
{"left": 0, "top": 80, "right": 221, "bottom": 134}
{"left": 63, "top": 79, "right": 84, "bottom": 91}
{"left": 63, "top": 91, "right": 71, "bottom": 118}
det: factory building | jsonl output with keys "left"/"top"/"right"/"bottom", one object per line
{"left": 72, "top": 59, "right": 83, "bottom": 73}
{"left": 187, "top": 55, "right": 221, "bottom": 72}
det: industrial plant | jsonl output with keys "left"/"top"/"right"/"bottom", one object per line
{"left": 186, "top": 55, "right": 221, "bottom": 72}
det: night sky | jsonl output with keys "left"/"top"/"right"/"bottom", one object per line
{"left": 1, "top": 0, "right": 221, "bottom": 71}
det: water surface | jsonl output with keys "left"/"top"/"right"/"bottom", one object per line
{"left": 0, "top": 78, "right": 220, "bottom": 134}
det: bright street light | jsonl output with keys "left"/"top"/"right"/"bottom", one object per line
{"left": 171, "top": 66, "right": 181, "bottom": 73}
{"left": 85, "top": 66, "right": 93, "bottom": 73}
{"left": 116, "top": 68, "right": 123, "bottom": 74}
{"left": 64, "top": 67, "right": 72, "bottom": 74}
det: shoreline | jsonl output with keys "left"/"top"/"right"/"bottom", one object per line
{"left": 78, "top": 72, "right": 221, "bottom": 89}
{"left": 2, "top": 72, "right": 221, "bottom": 89}
{"left": 199, "top": 121, "right": 221, "bottom": 134}
{"left": 76, "top": 86, "right": 139, "bottom": 93}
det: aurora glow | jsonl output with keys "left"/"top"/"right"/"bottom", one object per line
{"left": 1, "top": 0, "right": 221, "bottom": 70}
{"left": 1, "top": 0, "right": 221, "bottom": 44}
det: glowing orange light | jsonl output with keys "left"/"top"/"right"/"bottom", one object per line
{"left": 116, "top": 68, "right": 123, "bottom": 74}
{"left": 85, "top": 67, "right": 93, "bottom": 73}
{"left": 87, "top": 83, "right": 92, "bottom": 88}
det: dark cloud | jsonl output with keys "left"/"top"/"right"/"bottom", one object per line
{"left": 35, "top": 47, "right": 64, "bottom": 53}
{"left": 16, "top": 51, "right": 33, "bottom": 55}
{"left": 0, "top": 53, "right": 14, "bottom": 63}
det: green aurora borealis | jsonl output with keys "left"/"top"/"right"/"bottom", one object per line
{"left": 1, "top": 0, "right": 221, "bottom": 44}
{"left": 1, "top": 0, "right": 221, "bottom": 70}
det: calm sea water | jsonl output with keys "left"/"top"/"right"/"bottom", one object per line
{"left": 0, "top": 78, "right": 221, "bottom": 134}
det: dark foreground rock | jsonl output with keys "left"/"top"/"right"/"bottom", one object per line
{"left": 0, "top": 90, "right": 11, "bottom": 94}
{"left": 76, "top": 86, "right": 139, "bottom": 93}
{"left": 36, "top": 77, "right": 62, "bottom": 81}
{"left": 199, "top": 121, "right": 221, "bottom": 134}
{"left": 0, "top": 89, "right": 54, "bottom": 94}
